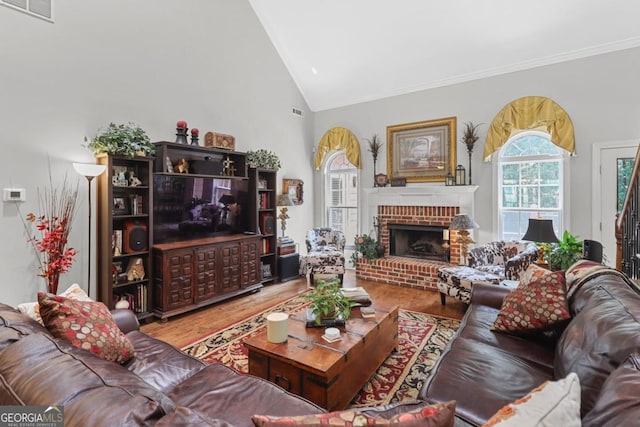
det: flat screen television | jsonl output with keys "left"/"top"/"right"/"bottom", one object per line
{"left": 153, "top": 175, "right": 250, "bottom": 244}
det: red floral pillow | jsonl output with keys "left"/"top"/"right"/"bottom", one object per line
{"left": 492, "top": 268, "right": 570, "bottom": 333}
{"left": 38, "top": 292, "right": 135, "bottom": 364}
{"left": 252, "top": 401, "right": 455, "bottom": 427}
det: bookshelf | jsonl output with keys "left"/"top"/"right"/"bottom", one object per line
{"left": 249, "top": 168, "right": 278, "bottom": 284}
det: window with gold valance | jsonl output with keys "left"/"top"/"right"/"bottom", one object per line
{"left": 484, "top": 96, "right": 575, "bottom": 161}
{"left": 314, "top": 127, "right": 361, "bottom": 170}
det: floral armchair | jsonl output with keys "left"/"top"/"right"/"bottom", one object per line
{"left": 303, "top": 228, "right": 346, "bottom": 286}
{"left": 468, "top": 240, "right": 539, "bottom": 281}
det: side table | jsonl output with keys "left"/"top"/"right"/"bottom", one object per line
{"left": 278, "top": 241, "right": 300, "bottom": 282}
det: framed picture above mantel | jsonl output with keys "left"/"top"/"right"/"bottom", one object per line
{"left": 386, "top": 117, "right": 457, "bottom": 183}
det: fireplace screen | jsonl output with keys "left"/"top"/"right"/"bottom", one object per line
{"left": 388, "top": 224, "right": 447, "bottom": 261}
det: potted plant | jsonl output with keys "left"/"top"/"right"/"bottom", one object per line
{"left": 86, "top": 122, "right": 155, "bottom": 158}
{"left": 247, "top": 149, "right": 281, "bottom": 170}
{"left": 305, "top": 279, "right": 355, "bottom": 325}
{"left": 543, "top": 231, "right": 583, "bottom": 270}
{"left": 350, "top": 234, "right": 381, "bottom": 266}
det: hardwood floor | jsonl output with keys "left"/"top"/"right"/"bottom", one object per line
{"left": 140, "top": 271, "right": 467, "bottom": 348}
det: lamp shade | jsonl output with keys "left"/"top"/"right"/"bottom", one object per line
{"left": 73, "top": 163, "right": 106, "bottom": 178}
{"left": 276, "top": 193, "right": 293, "bottom": 207}
{"left": 218, "top": 194, "right": 236, "bottom": 205}
{"left": 449, "top": 214, "right": 479, "bottom": 230}
{"left": 522, "top": 218, "right": 559, "bottom": 243}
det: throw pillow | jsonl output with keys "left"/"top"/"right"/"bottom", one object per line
{"left": 38, "top": 292, "right": 135, "bottom": 364}
{"left": 17, "top": 283, "right": 92, "bottom": 325}
{"left": 492, "top": 267, "right": 570, "bottom": 333}
{"left": 252, "top": 401, "right": 455, "bottom": 427}
{"left": 482, "top": 373, "right": 581, "bottom": 427}
{"left": 520, "top": 263, "right": 549, "bottom": 285}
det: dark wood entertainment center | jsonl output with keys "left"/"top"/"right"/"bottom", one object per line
{"left": 96, "top": 142, "right": 277, "bottom": 321}
{"left": 152, "top": 234, "right": 262, "bottom": 320}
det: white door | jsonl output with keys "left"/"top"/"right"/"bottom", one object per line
{"left": 595, "top": 143, "right": 638, "bottom": 266}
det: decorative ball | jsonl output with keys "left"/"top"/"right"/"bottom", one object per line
{"left": 115, "top": 299, "right": 130, "bottom": 309}
{"left": 176, "top": 120, "right": 188, "bottom": 128}
{"left": 191, "top": 128, "right": 199, "bottom": 136}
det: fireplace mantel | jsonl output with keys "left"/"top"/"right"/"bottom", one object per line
{"left": 362, "top": 185, "right": 478, "bottom": 233}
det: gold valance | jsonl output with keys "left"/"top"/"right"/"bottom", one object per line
{"left": 314, "top": 127, "right": 361, "bottom": 169}
{"left": 484, "top": 96, "right": 575, "bottom": 161}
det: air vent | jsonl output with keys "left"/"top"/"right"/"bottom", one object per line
{"left": 291, "top": 107, "right": 304, "bottom": 117}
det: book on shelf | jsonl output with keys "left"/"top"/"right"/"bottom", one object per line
{"left": 129, "top": 194, "right": 143, "bottom": 215}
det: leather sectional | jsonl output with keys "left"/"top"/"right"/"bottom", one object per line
{"left": 421, "top": 261, "right": 640, "bottom": 426}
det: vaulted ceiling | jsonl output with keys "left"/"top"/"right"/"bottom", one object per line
{"left": 249, "top": 1, "right": 640, "bottom": 112}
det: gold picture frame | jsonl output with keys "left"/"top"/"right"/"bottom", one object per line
{"left": 282, "top": 178, "right": 303, "bottom": 205}
{"left": 386, "top": 117, "right": 456, "bottom": 183}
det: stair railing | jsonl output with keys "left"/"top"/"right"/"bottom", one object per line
{"left": 615, "top": 144, "right": 640, "bottom": 277}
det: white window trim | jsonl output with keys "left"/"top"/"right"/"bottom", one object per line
{"left": 491, "top": 130, "right": 571, "bottom": 240}
{"left": 321, "top": 151, "right": 361, "bottom": 265}
{"left": 1, "top": 0, "right": 54, "bottom": 23}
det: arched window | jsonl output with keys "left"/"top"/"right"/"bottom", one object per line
{"left": 497, "top": 131, "right": 566, "bottom": 240}
{"left": 324, "top": 151, "right": 358, "bottom": 249}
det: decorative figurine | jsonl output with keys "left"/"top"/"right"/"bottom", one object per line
{"left": 222, "top": 155, "right": 235, "bottom": 176}
{"left": 174, "top": 158, "right": 189, "bottom": 173}
{"left": 176, "top": 120, "right": 188, "bottom": 144}
{"left": 190, "top": 128, "right": 199, "bottom": 145}
{"left": 128, "top": 171, "right": 142, "bottom": 187}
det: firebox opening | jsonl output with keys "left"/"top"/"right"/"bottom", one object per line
{"left": 388, "top": 224, "right": 447, "bottom": 261}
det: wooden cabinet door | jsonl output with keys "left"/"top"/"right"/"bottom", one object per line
{"left": 219, "top": 241, "right": 241, "bottom": 294}
{"left": 241, "top": 239, "right": 260, "bottom": 287}
{"left": 195, "top": 245, "right": 217, "bottom": 302}
{"left": 165, "top": 249, "right": 194, "bottom": 310}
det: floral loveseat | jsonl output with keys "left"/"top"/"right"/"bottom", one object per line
{"left": 303, "top": 227, "right": 346, "bottom": 286}
{"left": 438, "top": 241, "right": 538, "bottom": 304}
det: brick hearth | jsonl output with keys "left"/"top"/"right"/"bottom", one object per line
{"left": 356, "top": 205, "right": 462, "bottom": 291}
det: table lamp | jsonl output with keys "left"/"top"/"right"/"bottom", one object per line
{"left": 276, "top": 194, "right": 293, "bottom": 241}
{"left": 449, "top": 213, "right": 479, "bottom": 265}
{"left": 72, "top": 162, "right": 107, "bottom": 297}
{"left": 522, "top": 218, "right": 559, "bottom": 265}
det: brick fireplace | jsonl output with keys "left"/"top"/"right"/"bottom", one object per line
{"left": 357, "top": 186, "right": 478, "bottom": 291}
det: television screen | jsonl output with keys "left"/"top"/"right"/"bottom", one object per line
{"left": 153, "top": 175, "right": 249, "bottom": 244}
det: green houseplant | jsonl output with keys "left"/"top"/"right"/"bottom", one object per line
{"left": 247, "top": 149, "right": 281, "bottom": 170}
{"left": 543, "top": 231, "right": 583, "bottom": 271}
{"left": 305, "top": 279, "right": 355, "bottom": 325}
{"left": 350, "top": 234, "right": 381, "bottom": 266}
{"left": 87, "top": 122, "right": 155, "bottom": 158}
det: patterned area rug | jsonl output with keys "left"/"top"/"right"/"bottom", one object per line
{"left": 181, "top": 293, "right": 460, "bottom": 408}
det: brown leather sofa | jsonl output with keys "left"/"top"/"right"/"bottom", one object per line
{"left": 0, "top": 303, "right": 436, "bottom": 427}
{"left": 421, "top": 261, "right": 640, "bottom": 426}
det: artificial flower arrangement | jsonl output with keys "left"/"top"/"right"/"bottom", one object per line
{"left": 20, "top": 169, "right": 79, "bottom": 294}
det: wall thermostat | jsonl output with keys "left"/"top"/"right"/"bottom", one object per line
{"left": 3, "top": 188, "right": 26, "bottom": 202}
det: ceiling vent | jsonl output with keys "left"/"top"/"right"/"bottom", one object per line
{"left": 291, "top": 107, "right": 304, "bottom": 117}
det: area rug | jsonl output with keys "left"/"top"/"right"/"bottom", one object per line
{"left": 181, "top": 293, "right": 460, "bottom": 408}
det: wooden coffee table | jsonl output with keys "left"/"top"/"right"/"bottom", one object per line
{"left": 244, "top": 305, "right": 399, "bottom": 411}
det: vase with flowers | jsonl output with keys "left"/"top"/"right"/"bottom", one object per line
{"left": 19, "top": 168, "right": 79, "bottom": 294}
{"left": 461, "top": 122, "right": 482, "bottom": 185}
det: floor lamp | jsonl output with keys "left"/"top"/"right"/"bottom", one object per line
{"left": 73, "top": 163, "right": 107, "bottom": 297}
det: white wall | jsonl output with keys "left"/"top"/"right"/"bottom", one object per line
{"left": 0, "top": 0, "right": 315, "bottom": 306}
{"left": 314, "top": 47, "right": 640, "bottom": 246}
